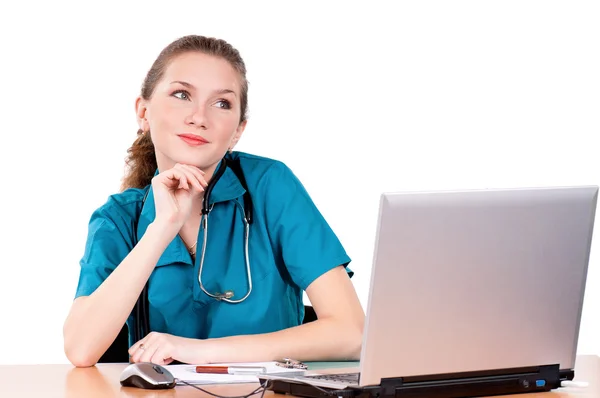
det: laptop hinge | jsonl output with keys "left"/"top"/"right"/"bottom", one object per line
{"left": 560, "top": 368, "right": 575, "bottom": 381}
{"left": 379, "top": 377, "right": 404, "bottom": 397}
{"left": 368, "top": 364, "right": 562, "bottom": 398}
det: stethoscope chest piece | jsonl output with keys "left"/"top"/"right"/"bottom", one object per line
{"left": 214, "top": 290, "right": 235, "bottom": 300}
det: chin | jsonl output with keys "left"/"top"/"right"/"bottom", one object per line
{"left": 171, "top": 153, "right": 221, "bottom": 170}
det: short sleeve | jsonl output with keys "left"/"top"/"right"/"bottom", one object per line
{"left": 74, "top": 201, "right": 136, "bottom": 299}
{"left": 262, "top": 163, "right": 352, "bottom": 291}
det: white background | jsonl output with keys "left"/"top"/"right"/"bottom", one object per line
{"left": 0, "top": 1, "right": 598, "bottom": 365}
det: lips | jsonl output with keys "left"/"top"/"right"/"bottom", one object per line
{"left": 178, "top": 134, "right": 209, "bottom": 146}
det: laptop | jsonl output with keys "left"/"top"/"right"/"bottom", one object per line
{"left": 260, "top": 186, "right": 598, "bottom": 398}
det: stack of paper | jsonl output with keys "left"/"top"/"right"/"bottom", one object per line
{"left": 166, "top": 361, "right": 305, "bottom": 385}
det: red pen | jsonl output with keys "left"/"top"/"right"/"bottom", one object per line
{"left": 195, "top": 365, "right": 267, "bottom": 375}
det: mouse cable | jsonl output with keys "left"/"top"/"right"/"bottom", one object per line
{"left": 560, "top": 380, "right": 589, "bottom": 388}
{"left": 176, "top": 377, "right": 352, "bottom": 397}
{"left": 176, "top": 378, "right": 271, "bottom": 398}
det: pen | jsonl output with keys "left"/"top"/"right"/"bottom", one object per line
{"left": 195, "top": 365, "right": 267, "bottom": 375}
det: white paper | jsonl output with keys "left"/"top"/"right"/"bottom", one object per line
{"left": 166, "top": 361, "right": 305, "bottom": 385}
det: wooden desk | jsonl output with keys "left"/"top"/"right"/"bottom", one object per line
{"left": 0, "top": 355, "right": 597, "bottom": 398}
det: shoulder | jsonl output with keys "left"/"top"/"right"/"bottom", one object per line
{"left": 228, "top": 152, "right": 317, "bottom": 218}
{"left": 228, "top": 151, "right": 289, "bottom": 173}
{"left": 77, "top": 187, "right": 150, "bottom": 292}
{"left": 227, "top": 151, "right": 299, "bottom": 190}
{"left": 87, "top": 186, "right": 149, "bottom": 234}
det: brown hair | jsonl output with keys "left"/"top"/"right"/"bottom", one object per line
{"left": 120, "top": 35, "right": 249, "bottom": 191}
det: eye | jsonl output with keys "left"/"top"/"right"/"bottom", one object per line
{"left": 172, "top": 90, "right": 190, "bottom": 100}
{"left": 215, "top": 99, "right": 231, "bottom": 109}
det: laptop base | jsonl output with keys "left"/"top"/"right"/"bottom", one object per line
{"left": 263, "top": 364, "right": 565, "bottom": 398}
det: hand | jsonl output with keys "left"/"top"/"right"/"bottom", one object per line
{"left": 151, "top": 163, "right": 208, "bottom": 228}
{"left": 128, "top": 332, "right": 209, "bottom": 365}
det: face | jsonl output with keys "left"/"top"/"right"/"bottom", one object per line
{"left": 136, "top": 51, "right": 247, "bottom": 177}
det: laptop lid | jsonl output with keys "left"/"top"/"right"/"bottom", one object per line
{"left": 358, "top": 185, "right": 597, "bottom": 387}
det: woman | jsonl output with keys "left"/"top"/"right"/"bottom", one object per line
{"left": 63, "top": 35, "right": 364, "bottom": 367}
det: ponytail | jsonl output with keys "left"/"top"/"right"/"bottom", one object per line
{"left": 120, "top": 130, "right": 157, "bottom": 191}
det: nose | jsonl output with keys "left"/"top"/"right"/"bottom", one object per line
{"left": 186, "top": 104, "right": 209, "bottom": 129}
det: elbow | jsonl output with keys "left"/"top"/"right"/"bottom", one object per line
{"left": 348, "top": 310, "right": 365, "bottom": 360}
{"left": 336, "top": 316, "right": 363, "bottom": 361}
{"left": 63, "top": 298, "right": 102, "bottom": 367}
{"left": 63, "top": 326, "right": 99, "bottom": 368}
{"left": 349, "top": 322, "right": 363, "bottom": 360}
{"left": 68, "top": 355, "right": 98, "bottom": 368}
{"left": 64, "top": 343, "right": 100, "bottom": 368}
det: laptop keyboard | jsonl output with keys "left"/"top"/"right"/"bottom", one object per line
{"left": 304, "top": 372, "right": 359, "bottom": 384}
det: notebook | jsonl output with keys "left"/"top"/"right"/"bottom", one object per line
{"left": 167, "top": 361, "right": 305, "bottom": 385}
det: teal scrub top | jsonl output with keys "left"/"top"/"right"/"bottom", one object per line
{"left": 75, "top": 151, "right": 353, "bottom": 346}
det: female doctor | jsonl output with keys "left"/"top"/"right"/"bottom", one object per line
{"left": 62, "top": 35, "right": 365, "bottom": 367}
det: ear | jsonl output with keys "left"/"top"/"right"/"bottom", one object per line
{"left": 230, "top": 120, "right": 247, "bottom": 149}
{"left": 135, "top": 96, "right": 149, "bottom": 131}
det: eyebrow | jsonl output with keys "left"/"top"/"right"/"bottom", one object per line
{"left": 170, "top": 81, "right": 237, "bottom": 96}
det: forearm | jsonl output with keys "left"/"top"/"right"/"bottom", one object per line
{"left": 200, "top": 317, "right": 363, "bottom": 364}
{"left": 63, "top": 221, "right": 177, "bottom": 367}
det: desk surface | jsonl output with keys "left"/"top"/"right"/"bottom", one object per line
{"left": 0, "top": 355, "right": 597, "bottom": 398}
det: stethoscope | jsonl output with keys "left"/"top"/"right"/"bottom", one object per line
{"left": 133, "top": 156, "right": 254, "bottom": 342}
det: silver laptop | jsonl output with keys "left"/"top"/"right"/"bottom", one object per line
{"left": 261, "top": 185, "right": 597, "bottom": 395}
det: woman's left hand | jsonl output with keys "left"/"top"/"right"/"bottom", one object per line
{"left": 128, "top": 332, "right": 208, "bottom": 365}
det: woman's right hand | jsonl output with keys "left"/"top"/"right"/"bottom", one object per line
{"left": 151, "top": 163, "right": 208, "bottom": 228}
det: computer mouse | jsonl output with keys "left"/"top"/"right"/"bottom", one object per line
{"left": 119, "top": 362, "right": 177, "bottom": 389}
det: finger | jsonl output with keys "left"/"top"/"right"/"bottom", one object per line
{"left": 163, "top": 169, "right": 189, "bottom": 190}
{"left": 130, "top": 346, "right": 144, "bottom": 363}
{"left": 129, "top": 332, "right": 155, "bottom": 362}
{"left": 130, "top": 340, "right": 149, "bottom": 363}
{"left": 132, "top": 334, "right": 158, "bottom": 363}
{"left": 128, "top": 337, "right": 147, "bottom": 357}
{"left": 155, "top": 168, "right": 186, "bottom": 190}
{"left": 180, "top": 167, "right": 207, "bottom": 192}
{"left": 139, "top": 341, "right": 161, "bottom": 364}
{"left": 175, "top": 164, "right": 205, "bottom": 192}
{"left": 181, "top": 164, "right": 209, "bottom": 189}
{"left": 151, "top": 347, "right": 173, "bottom": 366}
{"left": 174, "top": 170, "right": 190, "bottom": 190}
